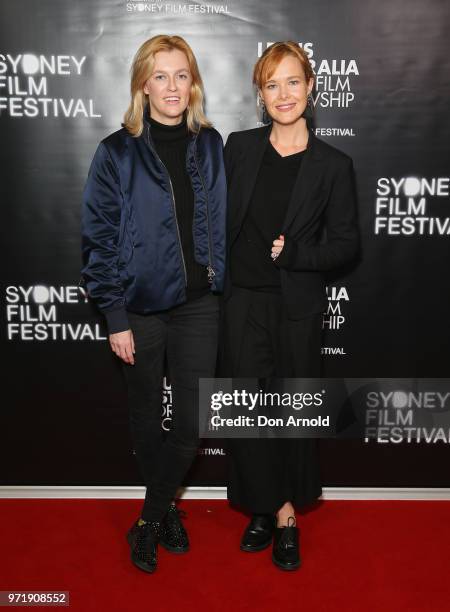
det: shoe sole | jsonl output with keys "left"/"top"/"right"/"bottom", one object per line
{"left": 271, "top": 553, "right": 301, "bottom": 571}
{"left": 126, "top": 532, "right": 157, "bottom": 573}
{"left": 240, "top": 538, "right": 272, "bottom": 552}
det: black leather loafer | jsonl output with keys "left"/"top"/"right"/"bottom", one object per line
{"left": 240, "top": 514, "right": 276, "bottom": 552}
{"left": 272, "top": 517, "right": 301, "bottom": 570}
{"left": 160, "top": 503, "right": 190, "bottom": 553}
{"left": 127, "top": 519, "right": 162, "bottom": 573}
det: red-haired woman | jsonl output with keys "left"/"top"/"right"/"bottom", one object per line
{"left": 81, "top": 35, "right": 226, "bottom": 573}
{"left": 223, "top": 41, "right": 359, "bottom": 570}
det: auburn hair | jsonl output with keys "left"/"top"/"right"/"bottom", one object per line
{"left": 253, "top": 41, "right": 315, "bottom": 89}
{"left": 123, "top": 35, "right": 211, "bottom": 136}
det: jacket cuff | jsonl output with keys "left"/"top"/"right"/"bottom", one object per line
{"left": 274, "top": 236, "right": 297, "bottom": 269}
{"left": 102, "top": 307, "right": 130, "bottom": 334}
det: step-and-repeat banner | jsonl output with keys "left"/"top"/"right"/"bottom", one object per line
{"left": 2, "top": 0, "right": 449, "bottom": 488}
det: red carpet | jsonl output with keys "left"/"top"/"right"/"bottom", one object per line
{"left": 1, "top": 499, "right": 449, "bottom": 611}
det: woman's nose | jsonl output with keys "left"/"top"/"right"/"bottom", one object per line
{"left": 167, "top": 76, "right": 177, "bottom": 91}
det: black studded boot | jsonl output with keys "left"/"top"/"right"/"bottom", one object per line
{"left": 127, "top": 519, "right": 162, "bottom": 573}
{"left": 160, "top": 503, "right": 190, "bottom": 553}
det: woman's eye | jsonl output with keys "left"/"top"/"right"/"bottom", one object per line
{"left": 266, "top": 84, "right": 276, "bottom": 90}
{"left": 155, "top": 75, "right": 166, "bottom": 80}
{"left": 178, "top": 73, "right": 188, "bottom": 79}
{"left": 289, "top": 80, "right": 300, "bottom": 86}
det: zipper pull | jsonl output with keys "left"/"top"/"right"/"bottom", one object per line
{"left": 207, "top": 265, "right": 216, "bottom": 283}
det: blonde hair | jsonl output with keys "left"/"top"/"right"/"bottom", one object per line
{"left": 253, "top": 41, "right": 315, "bottom": 89}
{"left": 123, "top": 35, "right": 212, "bottom": 136}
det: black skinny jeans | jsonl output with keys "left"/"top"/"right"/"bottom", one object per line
{"left": 121, "top": 293, "right": 220, "bottom": 522}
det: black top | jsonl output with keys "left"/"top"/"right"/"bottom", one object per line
{"left": 230, "top": 140, "right": 305, "bottom": 291}
{"left": 149, "top": 115, "right": 210, "bottom": 301}
{"left": 223, "top": 125, "right": 359, "bottom": 318}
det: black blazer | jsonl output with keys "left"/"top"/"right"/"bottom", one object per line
{"left": 223, "top": 124, "right": 359, "bottom": 319}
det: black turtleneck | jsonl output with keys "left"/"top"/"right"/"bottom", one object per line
{"left": 148, "top": 114, "right": 210, "bottom": 301}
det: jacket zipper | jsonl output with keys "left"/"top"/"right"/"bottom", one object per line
{"left": 146, "top": 124, "right": 187, "bottom": 286}
{"left": 193, "top": 137, "right": 215, "bottom": 284}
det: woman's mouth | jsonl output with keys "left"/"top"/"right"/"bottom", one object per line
{"left": 275, "top": 103, "right": 296, "bottom": 112}
{"left": 164, "top": 97, "right": 181, "bottom": 105}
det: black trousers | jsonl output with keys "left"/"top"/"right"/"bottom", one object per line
{"left": 222, "top": 286, "right": 323, "bottom": 515}
{"left": 122, "top": 293, "right": 220, "bottom": 522}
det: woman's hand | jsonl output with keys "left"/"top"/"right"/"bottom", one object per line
{"left": 109, "top": 329, "right": 135, "bottom": 365}
{"left": 271, "top": 234, "right": 285, "bottom": 260}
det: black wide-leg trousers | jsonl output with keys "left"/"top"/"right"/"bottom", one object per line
{"left": 121, "top": 293, "right": 220, "bottom": 522}
{"left": 222, "top": 287, "right": 323, "bottom": 515}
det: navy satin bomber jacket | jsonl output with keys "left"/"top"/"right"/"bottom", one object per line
{"left": 81, "top": 111, "right": 227, "bottom": 333}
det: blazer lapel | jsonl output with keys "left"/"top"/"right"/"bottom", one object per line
{"left": 281, "top": 130, "right": 324, "bottom": 233}
{"left": 231, "top": 124, "right": 271, "bottom": 232}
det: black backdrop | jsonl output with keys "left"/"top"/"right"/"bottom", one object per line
{"left": 2, "top": 0, "right": 449, "bottom": 489}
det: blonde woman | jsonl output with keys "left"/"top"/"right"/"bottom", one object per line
{"left": 81, "top": 35, "right": 226, "bottom": 573}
